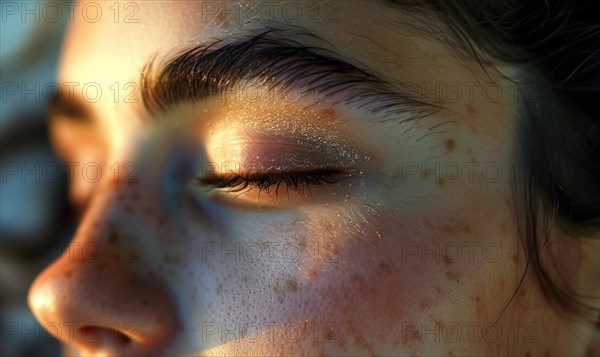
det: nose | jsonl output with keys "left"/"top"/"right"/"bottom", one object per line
{"left": 27, "top": 197, "right": 180, "bottom": 356}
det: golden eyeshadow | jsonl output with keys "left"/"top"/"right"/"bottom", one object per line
{"left": 204, "top": 100, "right": 363, "bottom": 172}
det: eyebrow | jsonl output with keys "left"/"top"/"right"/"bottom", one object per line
{"left": 140, "top": 27, "right": 437, "bottom": 122}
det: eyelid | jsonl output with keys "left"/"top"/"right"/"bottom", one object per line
{"left": 196, "top": 112, "right": 370, "bottom": 207}
{"left": 206, "top": 128, "right": 362, "bottom": 172}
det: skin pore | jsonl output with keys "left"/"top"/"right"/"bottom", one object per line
{"left": 28, "top": 1, "right": 599, "bottom": 356}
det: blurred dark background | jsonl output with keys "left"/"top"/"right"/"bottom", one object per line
{"left": 2, "top": 1, "right": 76, "bottom": 355}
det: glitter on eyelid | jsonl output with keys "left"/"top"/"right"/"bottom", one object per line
{"left": 204, "top": 98, "right": 368, "bottom": 171}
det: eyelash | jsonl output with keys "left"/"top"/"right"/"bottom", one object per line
{"left": 198, "top": 169, "right": 346, "bottom": 197}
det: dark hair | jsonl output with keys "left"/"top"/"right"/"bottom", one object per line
{"left": 385, "top": 0, "right": 600, "bottom": 324}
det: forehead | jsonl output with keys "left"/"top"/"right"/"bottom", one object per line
{"left": 59, "top": 1, "right": 452, "bottom": 85}
{"left": 59, "top": 0, "right": 514, "bottom": 138}
{"left": 61, "top": 2, "right": 194, "bottom": 85}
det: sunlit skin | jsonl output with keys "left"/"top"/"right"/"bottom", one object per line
{"left": 28, "top": 1, "right": 599, "bottom": 356}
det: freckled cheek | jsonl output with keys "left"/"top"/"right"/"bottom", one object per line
{"left": 281, "top": 209, "right": 444, "bottom": 349}
{"left": 171, "top": 208, "right": 445, "bottom": 353}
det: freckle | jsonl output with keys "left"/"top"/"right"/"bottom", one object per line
{"left": 409, "top": 328, "right": 421, "bottom": 342}
{"left": 131, "top": 192, "right": 141, "bottom": 201}
{"left": 308, "top": 270, "right": 319, "bottom": 281}
{"left": 378, "top": 261, "right": 392, "bottom": 275}
{"left": 436, "top": 177, "right": 445, "bottom": 186}
{"left": 462, "top": 223, "right": 471, "bottom": 233}
{"left": 518, "top": 287, "right": 528, "bottom": 300}
{"left": 440, "top": 224, "right": 455, "bottom": 234}
{"left": 443, "top": 254, "right": 453, "bottom": 265}
{"left": 419, "top": 298, "right": 432, "bottom": 311}
{"left": 157, "top": 216, "right": 166, "bottom": 225}
{"left": 445, "top": 139, "right": 456, "bottom": 151}
{"left": 499, "top": 279, "right": 505, "bottom": 287}
{"left": 286, "top": 278, "right": 298, "bottom": 292}
{"left": 64, "top": 270, "right": 72, "bottom": 277}
{"left": 446, "top": 270, "right": 459, "bottom": 281}
{"left": 467, "top": 103, "right": 477, "bottom": 115}
{"left": 512, "top": 253, "right": 518, "bottom": 263}
{"left": 297, "top": 236, "right": 307, "bottom": 249}
{"left": 321, "top": 108, "right": 337, "bottom": 122}
{"left": 323, "top": 325, "right": 336, "bottom": 342}
{"left": 501, "top": 223, "right": 506, "bottom": 232}
{"left": 354, "top": 334, "right": 375, "bottom": 355}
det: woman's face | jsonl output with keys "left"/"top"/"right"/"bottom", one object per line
{"left": 28, "top": 1, "right": 575, "bottom": 356}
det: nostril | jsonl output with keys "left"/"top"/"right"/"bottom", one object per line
{"left": 78, "top": 325, "right": 134, "bottom": 350}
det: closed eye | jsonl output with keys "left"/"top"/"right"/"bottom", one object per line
{"left": 197, "top": 169, "right": 348, "bottom": 198}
